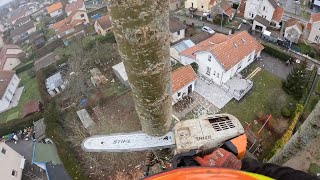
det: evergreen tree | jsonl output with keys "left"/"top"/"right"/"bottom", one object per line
{"left": 283, "top": 64, "right": 307, "bottom": 99}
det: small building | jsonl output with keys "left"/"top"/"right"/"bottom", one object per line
{"left": 170, "top": 17, "right": 187, "bottom": 43}
{"left": 32, "top": 143, "right": 71, "bottom": 180}
{"left": 252, "top": 15, "right": 270, "bottom": 32}
{"left": 306, "top": 13, "right": 320, "bottom": 44}
{"left": 47, "top": 2, "right": 64, "bottom": 18}
{"left": 170, "top": 39, "right": 195, "bottom": 63}
{"left": 262, "top": 30, "right": 279, "bottom": 42}
{"left": 170, "top": 0, "right": 182, "bottom": 11}
{"left": 90, "top": 68, "right": 108, "bottom": 87}
{"left": 94, "top": 14, "right": 112, "bottom": 36}
{"left": 65, "top": 0, "right": 86, "bottom": 16}
{"left": 171, "top": 65, "right": 197, "bottom": 104}
{"left": 219, "top": 0, "right": 236, "bottom": 22}
{"left": 0, "top": 142, "right": 25, "bottom": 180}
{"left": 0, "top": 71, "right": 20, "bottom": 112}
{"left": 76, "top": 109, "right": 95, "bottom": 134}
{"left": 112, "top": 62, "right": 129, "bottom": 87}
{"left": 45, "top": 72, "right": 67, "bottom": 97}
{"left": 0, "top": 45, "right": 25, "bottom": 70}
{"left": 284, "top": 18, "right": 303, "bottom": 44}
{"left": 33, "top": 118, "right": 46, "bottom": 140}
{"left": 22, "top": 100, "right": 43, "bottom": 118}
{"left": 10, "top": 21, "right": 36, "bottom": 43}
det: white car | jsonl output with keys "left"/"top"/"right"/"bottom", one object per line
{"left": 203, "top": 10, "right": 211, "bottom": 16}
{"left": 202, "top": 26, "right": 215, "bottom": 34}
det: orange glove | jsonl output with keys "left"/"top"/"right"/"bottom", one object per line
{"left": 194, "top": 148, "right": 242, "bottom": 169}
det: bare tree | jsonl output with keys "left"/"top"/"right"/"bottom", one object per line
{"left": 269, "top": 102, "right": 320, "bottom": 164}
{"left": 108, "top": 0, "right": 173, "bottom": 136}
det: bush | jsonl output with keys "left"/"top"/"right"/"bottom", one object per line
{"left": 0, "top": 112, "right": 43, "bottom": 137}
{"left": 281, "top": 107, "right": 291, "bottom": 118}
{"left": 190, "top": 62, "right": 199, "bottom": 72}
{"left": 269, "top": 104, "right": 304, "bottom": 158}
{"left": 15, "top": 61, "right": 34, "bottom": 74}
{"left": 262, "top": 43, "right": 293, "bottom": 61}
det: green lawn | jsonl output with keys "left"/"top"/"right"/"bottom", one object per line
{"left": 0, "top": 69, "right": 42, "bottom": 123}
{"left": 315, "top": 77, "right": 320, "bottom": 95}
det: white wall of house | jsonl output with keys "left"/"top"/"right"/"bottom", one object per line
{"left": 244, "top": 0, "right": 275, "bottom": 21}
{"left": 0, "top": 142, "right": 25, "bottom": 179}
{"left": 172, "top": 81, "right": 195, "bottom": 105}
{"left": 27, "top": 26, "right": 37, "bottom": 35}
{"left": 308, "top": 22, "right": 320, "bottom": 44}
{"left": 171, "top": 29, "right": 186, "bottom": 43}
{"left": 0, "top": 74, "right": 20, "bottom": 112}
{"left": 71, "top": 11, "right": 90, "bottom": 24}
{"left": 185, "top": 0, "right": 212, "bottom": 11}
{"left": 94, "top": 21, "right": 111, "bottom": 36}
{"left": 180, "top": 55, "right": 195, "bottom": 65}
{"left": 284, "top": 25, "right": 302, "bottom": 43}
{"left": 3, "top": 58, "right": 21, "bottom": 70}
{"left": 196, "top": 52, "right": 225, "bottom": 85}
{"left": 252, "top": 20, "right": 267, "bottom": 32}
{"left": 49, "top": 9, "right": 63, "bottom": 17}
{"left": 170, "top": 47, "right": 180, "bottom": 62}
{"left": 67, "top": 5, "right": 86, "bottom": 16}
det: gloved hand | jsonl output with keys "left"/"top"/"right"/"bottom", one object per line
{"left": 194, "top": 148, "right": 242, "bottom": 169}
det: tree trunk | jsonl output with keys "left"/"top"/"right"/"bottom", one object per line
{"left": 269, "top": 102, "right": 320, "bottom": 164}
{"left": 108, "top": 0, "right": 172, "bottom": 136}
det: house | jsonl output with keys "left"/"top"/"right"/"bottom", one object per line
{"left": 0, "top": 142, "right": 25, "bottom": 180}
{"left": 170, "top": 0, "right": 182, "bottom": 10}
{"left": 216, "top": 0, "right": 236, "bottom": 21}
{"left": 241, "top": 0, "right": 284, "bottom": 31}
{"left": 185, "top": 0, "right": 216, "bottom": 12}
{"left": 32, "top": 143, "right": 71, "bottom": 180}
{"left": 13, "top": 16, "right": 31, "bottom": 27}
{"left": 65, "top": 0, "right": 86, "bottom": 16}
{"left": 7, "top": 6, "right": 30, "bottom": 24}
{"left": 52, "top": 9, "right": 89, "bottom": 38}
{"left": 0, "top": 45, "right": 25, "bottom": 70}
{"left": 45, "top": 72, "right": 67, "bottom": 97}
{"left": 284, "top": 18, "right": 303, "bottom": 44}
{"left": 0, "top": 71, "right": 20, "bottom": 113}
{"left": 76, "top": 109, "right": 95, "bottom": 134}
{"left": 10, "top": 20, "right": 36, "bottom": 43}
{"left": 94, "top": 14, "right": 112, "bottom": 36}
{"left": 170, "top": 17, "right": 187, "bottom": 43}
{"left": 180, "top": 31, "right": 264, "bottom": 86}
{"left": 170, "top": 39, "right": 195, "bottom": 63}
{"left": 172, "top": 65, "right": 197, "bottom": 104}
{"left": 311, "top": 0, "right": 320, "bottom": 12}
{"left": 47, "top": 2, "right": 64, "bottom": 17}
{"left": 22, "top": 100, "right": 43, "bottom": 118}
{"left": 307, "top": 13, "right": 320, "bottom": 44}
{"left": 112, "top": 62, "right": 129, "bottom": 87}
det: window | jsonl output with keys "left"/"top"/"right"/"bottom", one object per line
{"left": 11, "top": 170, "right": 17, "bottom": 176}
{"left": 213, "top": 71, "right": 216, "bottom": 76}
{"left": 177, "top": 30, "right": 180, "bottom": 35}
{"left": 80, "top": 14, "right": 85, "bottom": 18}
{"left": 315, "top": 36, "right": 320, "bottom": 42}
{"left": 248, "top": 54, "right": 252, "bottom": 62}
{"left": 263, "top": 6, "right": 266, "bottom": 11}
{"left": 177, "top": 92, "right": 181, "bottom": 97}
{"left": 217, "top": 73, "right": 220, "bottom": 78}
{"left": 206, "top": 67, "right": 211, "bottom": 76}
{"left": 8, "top": 89, "right": 13, "bottom": 95}
{"left": 237, "top": 62, "right": 242, "bottom": 70}
{"left": 1, "top": 148, "right": 6, "bottom": 154}
{"left": 208, "top": 55, "right": 211, "bottom": 62}
{"left": 201, "top": 6, "right": 204, "bottom": 8}
{"left": 5, "top": 96, "right": 10, "bottom": 102}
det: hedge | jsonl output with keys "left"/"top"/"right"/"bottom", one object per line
{"left": 0, "top": 112, "right": 43, "bottom": 137}
{"left": 15, "top": 61, "right": 34, "bottom": 74}
{"left": 262, "top": 43, "right": 294, "bottom": 61}
{"left": 269, "top": 104, "right": 304, "bottom": 158}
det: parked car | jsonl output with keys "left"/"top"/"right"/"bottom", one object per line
{"left": 203, "top": 10, "right": 211, "bottom": 16}
{"left": 202, "top": 26, "right": 215, "bottom": 34}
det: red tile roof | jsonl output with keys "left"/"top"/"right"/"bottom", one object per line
{"left": 220, "top": 0, "right": 235, "bottom": 17}
{"left": 22, "top": 101, "right": 41, "bottom": 118}
{"left": 57, "top": 19, "right": 85, "bottom": 34}
{"left": 272, "top": 7, "right": 284, "bottom": 22}
{"left": 237, "top": 0, "right": 247, "bottom": 17}
{"left": 180, "top": 31, "right": 264, "bottom": 71}
{"left": 97, "top": 14, "right": 112, "bottom": 30}
{"left": 172, "top": 65, "right": 197, "bottom": 93}
{"left": 47, "top": 2, "right": 63, "bottom": 14}
{"left": 52, "top": 10, "right": 87, "bottom": 33}
{"left": 286, "top": 18, "right": 302, "bottom": 32}
{"left": 0, "top": 70, "right": 15, "bottom": 98}
{"left": 311, "top": 13, "right": 320, "bottom": 23}
{"left": 306, "top": 22, "right": 312, "bottom": 31}
{"left": 65, "top": 0, "right": 84, "bottom": 14}
{"left": 0, "top": 45, "right": 23, "bottom": 70}
{"left": 209, "top": 0, "right": 216, "bottom": 6}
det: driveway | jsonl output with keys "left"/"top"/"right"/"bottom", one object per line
{"left": 6, "top": 140, "right": 34, "bottom": 161}
{"left": 256, "top": 52, "right": 293, "bottom": 80}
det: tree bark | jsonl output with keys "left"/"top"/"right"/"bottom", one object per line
{"left": 108, "top": 0, "right": 172, "bottom": 136}
{"left": 269, "top": 102, "right": 320, "bottom": 164}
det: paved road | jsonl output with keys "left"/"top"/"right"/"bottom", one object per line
{"left": 282, "top": 13, "right": 307, "bottom": 24}
{"left": 278, "top": 0, "right": 302, "bottom": 15}
{"left": 7, "top": 140, "right": 34, "bottom": 161}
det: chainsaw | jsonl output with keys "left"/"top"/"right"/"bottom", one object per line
{"left": 82, "top": 113, "right": 247, "bottom": 166}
